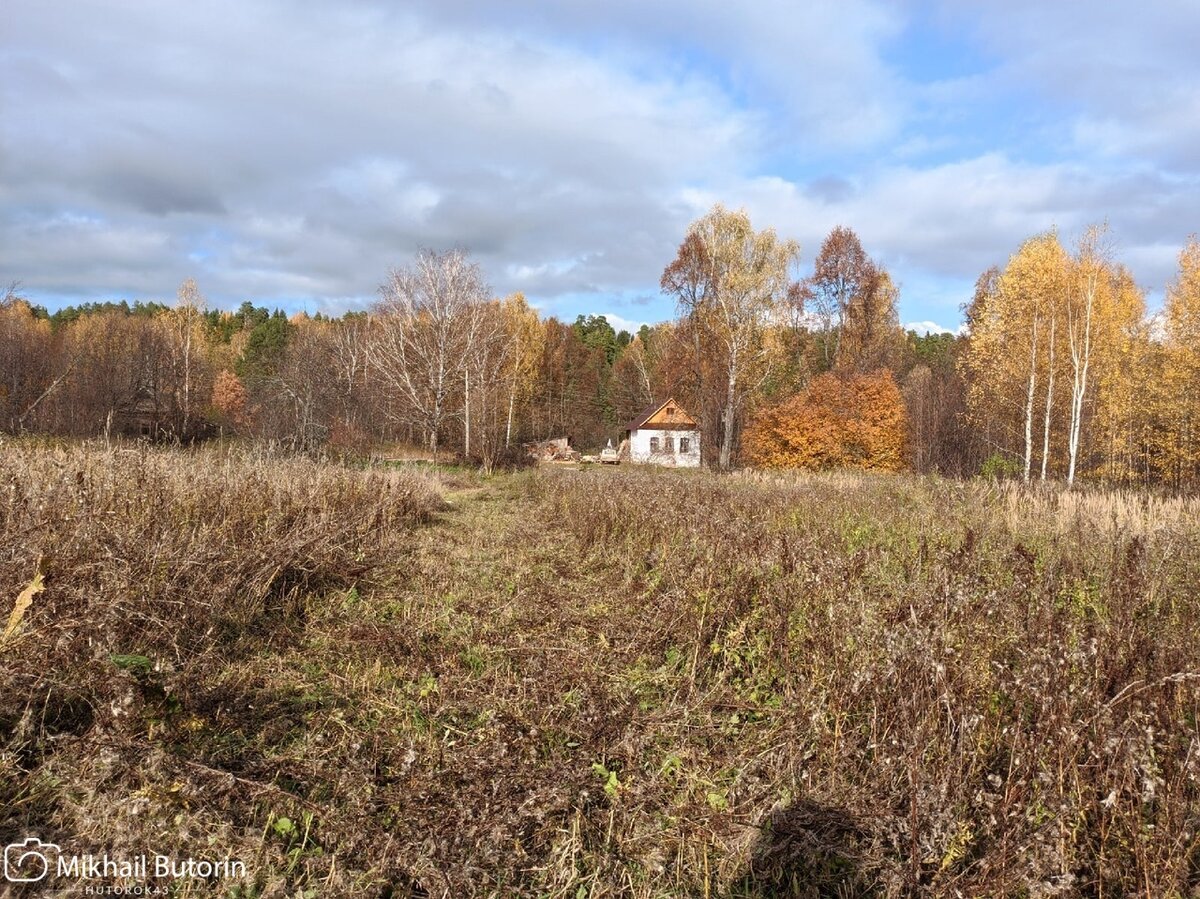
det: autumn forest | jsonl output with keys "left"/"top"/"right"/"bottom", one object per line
{"left": 3, "top": 204, "right": 1199, "bottom": 488}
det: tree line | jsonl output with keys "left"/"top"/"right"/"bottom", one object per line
{"left": 2, "top": 204, "right": 1198, "bottom": 487}
{"left": 962, "top": 227, "right": 1200, "bottom": 489}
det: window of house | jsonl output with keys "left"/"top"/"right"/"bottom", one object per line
{"left": 679, "top": 437, "right": 690, "bottom": 454}
{"left": 649, "top": 436, "right": 659, "bottom": 452}
{"left": 667, "top": 406, "right": 675, "bottom": 416}
{"left": 664, "top": 435, "right": 674, "bottom": 453}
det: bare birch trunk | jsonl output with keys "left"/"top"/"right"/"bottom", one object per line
{"left": 1041, "top": 315, "right": 1056, "bottom": 481}
{"left": 1067, "top": 288, "right": 1095, "bottom": 487}
{"left": 1067, "top": 371, "right": 1088, "bottom": 486}
{"left": 719, "top": 363, "right": 737, "bottom": 470}
{"left": 1023, "top": 316, "right": 1039, "bottom": 483}
{"left": 505, "top": 389, "right": 515, "bottom": 448}
{"left": 17, "top": 357, "right": 77, "bottom": 431}
{"left": 183, "top": 317, "right": 193, "bottom": 437}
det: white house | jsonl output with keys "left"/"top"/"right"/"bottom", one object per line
{"left": 620, "top": 397, "right": 701, "bottom": 467}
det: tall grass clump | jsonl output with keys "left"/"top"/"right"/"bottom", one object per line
{"left": 1, "top": 441, "right": 442, "bottom": 658}
{"left": 0, "top": 441, "right": 442, "bottom": 886}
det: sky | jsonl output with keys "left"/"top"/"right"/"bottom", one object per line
{"left": 4, "top": 1, "right": 1199, "bottom": 334}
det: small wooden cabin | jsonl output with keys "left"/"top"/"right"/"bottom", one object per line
{"left": 113, "top": 387, "right": 166, "bottom": 439}
{"left": 621, "top": 398, "right": 701, "bottom": 467}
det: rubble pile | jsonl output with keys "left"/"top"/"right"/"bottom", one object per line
{"left": 524, "top": 436, "right": 581, "bottom": 463}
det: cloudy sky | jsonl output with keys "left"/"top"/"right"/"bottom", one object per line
{"left": 4, "top": 1, "right": 1198, "bottom": 332}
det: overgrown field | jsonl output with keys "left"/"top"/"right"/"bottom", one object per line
{"left": 3, "top": 445, "right": 1200, "bottom": 897}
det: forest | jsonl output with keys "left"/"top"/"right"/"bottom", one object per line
{"left": 2, "top": 204, "right": 1199, "bottom": 488}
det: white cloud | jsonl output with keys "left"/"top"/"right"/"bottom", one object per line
{"left": 937, "top": 0, "right": 1200, "bottom": 171}
{"left": 399, "top": 0, "right": 907, "bottom": 150}
{"left": 684, "top": 152, "right": 1198, "bottom": 322}
{"left": 1, "top": 0, "right": 754, "bottom": 306}
{"left": 904, "top": 321, "right": 962, "bottom": 336}
{"left": 2, "top": 0, "right": 1199, "bottom": 332}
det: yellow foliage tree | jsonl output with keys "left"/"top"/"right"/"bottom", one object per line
{"left": 1157, "top": 237, "right": 1200, "bottom": 487}
{"left": 961, "top": 231, "right": 1069, "bottom": 482}
{"left": 962, "top": 226, "right": 1149, "bottom": 484}
{"left": 0, "top": 297, "right": 56, "bottom": 432}
{"left": 498, "top": 292, "right": 544, "bottom": 449}
{"left": 1091, "top": 267, "right": 1150, "bottom": 484}
{"left": 662, "top": 204, "right": 800, "bottom": 469}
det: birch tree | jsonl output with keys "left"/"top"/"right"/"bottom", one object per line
{"left": 962, "top": 233, "right": 1068, "bottom": 481}
{"left": 329, "top": 313, "right": 371, "bottom": 435}
{"left": 809, "top": 227, "right": 875, "bottom": 369}
{"left": 1093, "top": 269, "right": 1149, "bottom": 483}
{"left": 839, "top": 267, "right": 902, "bottom": 373}
{"left": 266, "top": 319, "right": 337, "bottom": 453}
{"left": 660, "top": 232, "right": 713, "bottom": 426}
{"left": 1040, "top": 309, "right": 1058, "bottom": 482}
{"left": 0, "top": 291, "right": 59, "bottom": 433}
{"left": 497, "top": 293, "right": 543, "bottom": 449}
{"left": 661, "top": 205, "right": 799, "bottom": 469}
{"left": 373, "top": 249, "right": 489, "bottom": 461}
{"left": 1064, "top": 225, "right": 1110, "bottom": 486}
{"left": 462, "top": 300, "right": 519, "bottom": 471}
{"left": 964, "top": 225, "right": 1148, "bottom": 485}
{"left": 172, "top": 278, "right": 207, "bottom": 437}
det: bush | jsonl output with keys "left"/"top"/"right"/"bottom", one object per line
{"left": 979, "top": 451, "right": 1022, "bottom": 479}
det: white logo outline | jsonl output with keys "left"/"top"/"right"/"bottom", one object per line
{"left": 3, "top": 837, "right": 59, "bottom": 883}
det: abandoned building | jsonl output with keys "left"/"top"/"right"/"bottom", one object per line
{"left": 112, "top": 386, "right": 167, "bottom": 440}
{"left": 620, "top": 398, "right": 701, "bottom": 467}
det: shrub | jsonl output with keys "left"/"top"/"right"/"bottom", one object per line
{"left": 980, "top": 451, "right": 1022, "bottom": 479}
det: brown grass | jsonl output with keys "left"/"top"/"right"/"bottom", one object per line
{"left": 2, "top": 450, "right": 1199, "bottom": 896}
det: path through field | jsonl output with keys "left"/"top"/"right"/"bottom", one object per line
{"left": 357, "top": 471, "right": 871, "bottom": 897}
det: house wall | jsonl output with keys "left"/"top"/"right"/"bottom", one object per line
{"left": 629, "top": 428, "right": 701, "bottom": 467}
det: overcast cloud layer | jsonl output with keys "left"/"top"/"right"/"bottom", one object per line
{"left": 4, "top": 0, "right": 1199, "bottom": 328}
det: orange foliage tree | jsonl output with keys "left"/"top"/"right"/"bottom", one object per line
{"left": 210, "top": 369, "right": 250, "bottom": 433}
{"left": 745, "top": 370, "right": 907, "bottom": 471}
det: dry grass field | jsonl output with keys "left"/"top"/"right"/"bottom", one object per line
{"left": 2, "top": 443, "right": 1200, "bottom": 897}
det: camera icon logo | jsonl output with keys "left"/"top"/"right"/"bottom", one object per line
{"left": 4, "top": 837, "right": 59, "bottom": 883}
